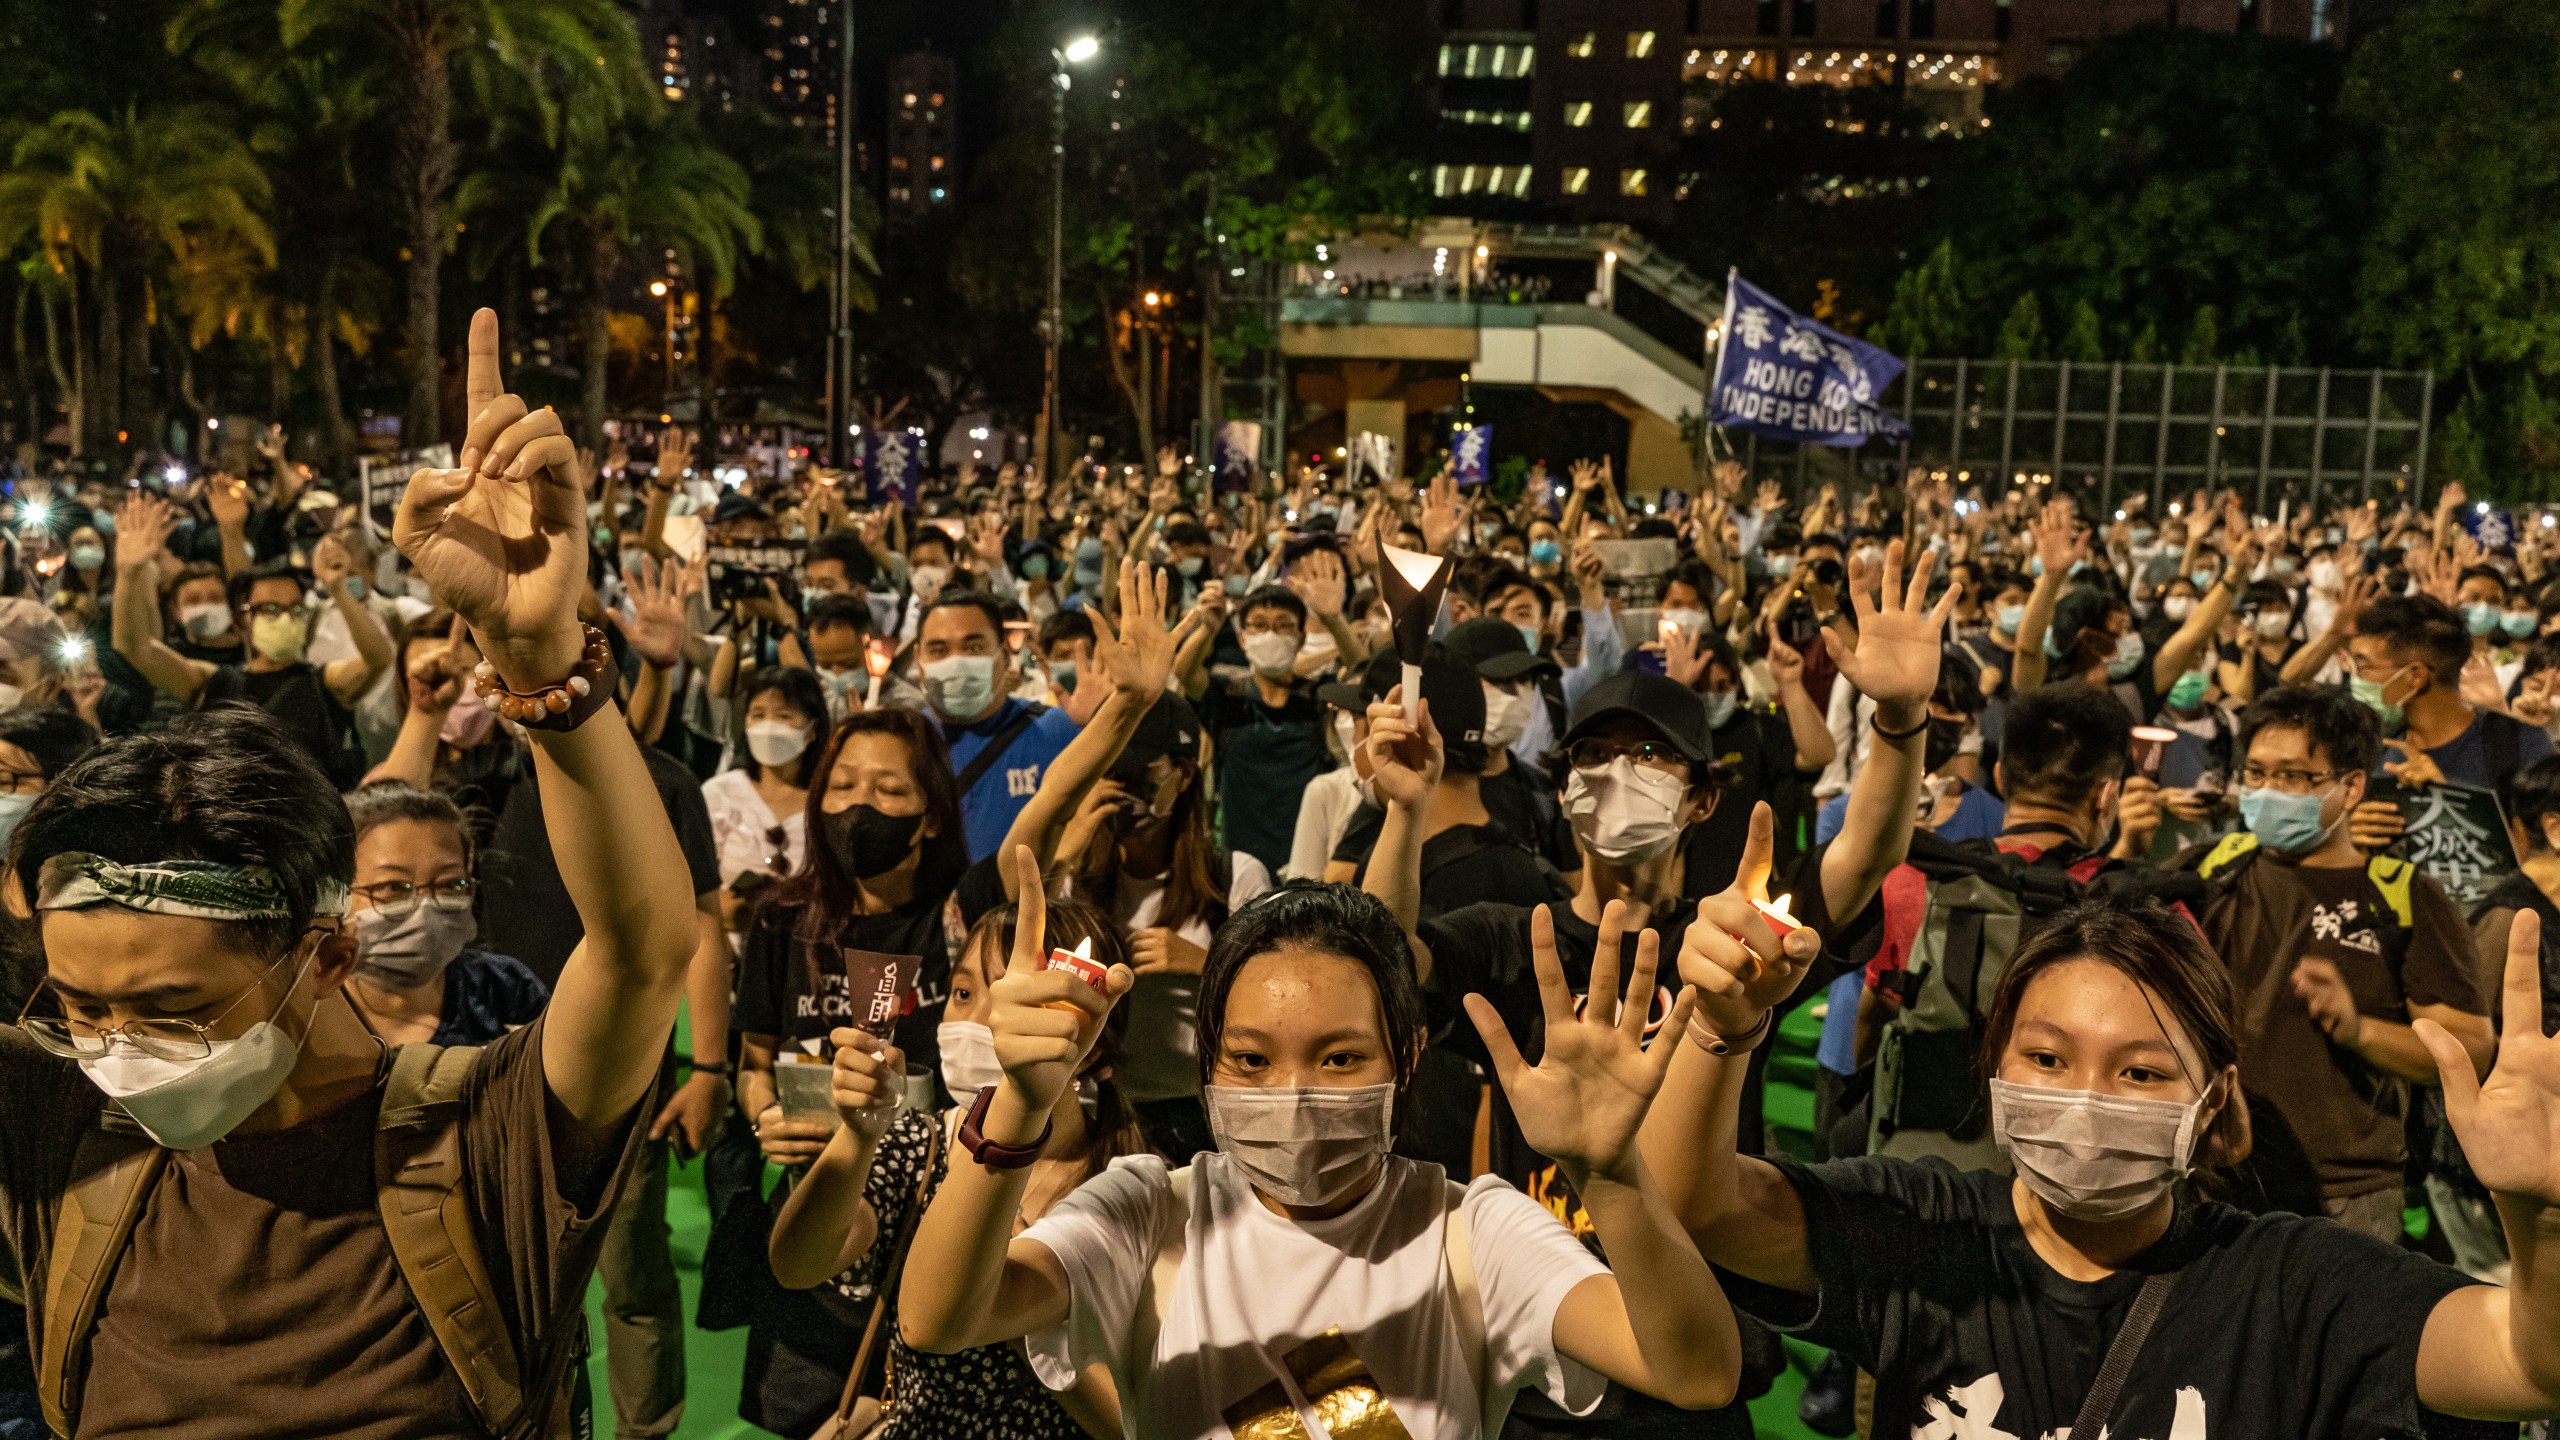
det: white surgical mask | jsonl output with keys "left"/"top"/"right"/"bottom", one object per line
{"left": 1241, "top": 630, "right": 1301, "bottom": 678}
{"left": 937, "top": 1020, "right": 1004, "bottom": 1099}
{"left": 1561, "top": 757, "right": 1688, "bottom": 866}
{"left": 178, "top": 603, "right": 234, "bottom": 642}
{"left": 746, "top": 721, "right": 811, "bottom": 768}
{"left": 2308, "top": 558, "right": 2340, "bottom": 590}
{"left": 2160, "top": 595, "right": 2193, "bottom": 621}
{"left": 922, "top": 654, "right": 998, "bottom": 719}
{"left": 2253, "top": 611, "right": 2292, "bottom": 640}
{"left": 352, "top": 897, "right": 477, "bottom": 992}
{"left": 1205, "top": 1082, "right": 1395, "bottom": 1208}
{"left": 1658, "top": 608, "right": 1709, "bottom": 643}
{"left": 909, "top": 564, "right": 950, "bottom": 600}
{"left": 1989, "top": 1077, "right": 2206, "bottom": 1222}
{"left": 1480, "top": 682, "right": 1532, "bottom": 750}
{"left": 1331, "top": 710, "right": 1359, "bottom": 764}
{"left": 78, "top": 952, "right": 318, "bottom": 1150}
{"left": 1700, "top": 689, "right": 1739, "bottom": 731}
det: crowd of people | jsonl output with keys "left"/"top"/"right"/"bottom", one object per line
{"left": 4, "top": 306, "right": 2560, "bottom": 1440}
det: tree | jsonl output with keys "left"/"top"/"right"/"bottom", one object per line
{"left": 2058, "top": 298, "right": 2106, "bottom": 364}
{"left": 2343, "top": 0, "right": 2560, "bottom": 495}
{"left": 0, "top": 105, "right": 273, "bottom": 454}
{"left": 1990, "top": 294, "right": 2046, "bottom": 362}
{"left": 1869, "top": 239, "right": 1969, "bottom": 363}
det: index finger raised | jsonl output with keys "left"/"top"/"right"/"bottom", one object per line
{"left": 464, "top": 307, "right": 502, "bottom": 419}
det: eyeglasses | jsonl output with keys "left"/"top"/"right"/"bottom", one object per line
{"left": 1567, "top": 738, "right": 1686, "bottom": 774}
{"left": 17, "top": 938, "right": 312, "bottom": 1062}
{"left": 244, "top": 601, "right": 300, "bottom": 620}
{"left": 350, "top": 877, "right": 475, "bottom": 918}
{"left": 2238, "top": 765, "right": 2341, "bottom": 794}
{"left": 0, "top": 768, "right": 43, "bottom": 797}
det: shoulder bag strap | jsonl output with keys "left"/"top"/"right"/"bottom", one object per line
{"left": 1442, "top": 1179, "right": 1484, "bottom": 1401}
{"left": 2067, "top": 1270, "right": 2179, "bottom": 1440}
{"left": 39, "top": 1128, "right": 167, "bottom": 1439}
{"left": 953, "top": 706, "right": 1045, "bottom": 796}
{"left": 828, "top": 1116, "right": 946, "bottom": 1431}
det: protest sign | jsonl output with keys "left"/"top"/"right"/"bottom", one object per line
{"left": 2370, "top": 776, "right": 2518, "bottom": 912}
{"left": 1710, "top": 272, "right": 1909, "bottom": 446}
{"left": 1215, "top": 420, "right": 1262, "bottom": 494}
{"left": 1452, "top": 424, "right": 1491, "bottom": 486}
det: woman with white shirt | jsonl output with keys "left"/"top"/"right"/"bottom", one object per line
{"left": 899, "top": 854, "right": 1739, "bottom": 1438}
{"left": 704, "top": 664, "right": 830, "bottom": 933}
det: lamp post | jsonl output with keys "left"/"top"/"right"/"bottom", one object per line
{"left": 650, "top": 279, "right": 675, "bottom": 401}
{"left": 1036, "top": 32, "right": 1102, "bottom": 483}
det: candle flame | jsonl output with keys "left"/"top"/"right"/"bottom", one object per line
{"left": 865, "top": 640, "right": 894, "bottom": 677}
{"left": 1757, "top": 894, "right": 1797, "bottom": 928}
{"left": 1071, "top": 936, "right": 1092, "bottom": 960}
{"left": 1380, "top": 541, "right": 1447, "bottom": 591}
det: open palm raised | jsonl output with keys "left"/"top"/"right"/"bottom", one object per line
{"left": 1825, "top": 538, "right": 1955, "bottom": 711}
{"left": 392, "top": 308, "right": 587, "bottom": 686}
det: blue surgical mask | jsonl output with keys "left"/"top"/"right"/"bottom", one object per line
{"left": 2131, "top": 527, "right": 2155, "bottom": 546}
{"left": 1993, "top": 604, "right": 2023, "bottom": 635}
{"left": 1766, "top": 553, "right": 1795, "bottom": 577}
{"left": 1022, "top": 554, "right": 1050, "bottom": 581}
{"left": 1176, "top": 556, "right": 1204, "bottom": 578}
{"left": 2350, "top": 673, "right": 2405, "bottom": 730}
{"left": 1514, "top": 622, "right": 1543, "bottom": 655}
{"left": 1049, "top": 659, "right": 1078, "bottom": 691}
{"left": 2164, "top": 544, "right": 2184, "bottom": 560}
{"left": 2105, "top": 630, "right": 2145, "bottom": 680}
{"left": 2189, "top": 569, "right": 2218, "bottom": 589}
{"left": 1701, "top": 689, "right": 1738, "bottom": 730}
{"left": 0, "top": 790, "right": 33, "bottom": 852}
{"left": 2504, "top": 610, "right": 2539, "bottom": 640}
{"left": 1530, "top": 539, "right": 1562, "bottom": 566}
{"left": 2238, "top": 785, "right": 2336, "bottom": 854}
{"left": 2464, "top": 603, "right": 2502, "bottom": 637}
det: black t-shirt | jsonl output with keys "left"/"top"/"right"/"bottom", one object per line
{"left": 1199, "top": 677, "right": 1331, "bottom": 877}
{"left": 1734, "top": 1155, "right": 2478, "bottom": 1440}
{"left": 1683, "top": 705, "right": 1802, "bottom": 897}
{"left": 1479, "top": 761, "right": 1578, "bottom": 875}
{"left": 479, "top": 744, "right": 723, "bottom": 986}
{"left": 731, "top": 859, "right": 1004, "bottom": 1090}
{"left": 198, "top": 662, "right": 366, "bottom": 788}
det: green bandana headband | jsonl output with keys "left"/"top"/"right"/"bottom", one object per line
{"left": 35, "top": 853, "right": 350, "bottom": 921}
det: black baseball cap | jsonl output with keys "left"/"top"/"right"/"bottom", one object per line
{"left": 1441, "top": 616, "right": 1561, "bottom": 683}
{"left": 1561, "top": 671, "right": 1711, "bottom": 765}
{"left": 2049, "top": 586, "right": 2115, "bottom": 653}
{"left": 1111, "top": 693, "right": 1203, "bottom": 777}
{"left": 1342, "top": 648, "right": 1487, "bottom": 767}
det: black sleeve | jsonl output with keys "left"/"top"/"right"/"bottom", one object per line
{"left": 1416, "top": 902, "right": 1533, "bottom": 1067}
{"left": 490, "top": 954, "right": 552, "bottom": 1028}
{"left": 2243, "top": 1212, "right": 2482, "bottom": 1440}
{"left": 732, "top": 924, "right": 787, "bottom": 1040}
{"left": 1779, "top": 839, "right": 1886, "bottom": 957}
{"left": 951, "top": 855, "right": 1007, "bottom": 930}
{"left": 652, "top": 756, "right": 723, "bottom": 899}
{"left": 1332, "top": 804, "right": 1385, "bottom": 865}
{"left": 1742, "top": 1154, "right": 1991, "bottom": 1366}
{"left": 1755, "top": 709, "right": 1798, "bottom": 779}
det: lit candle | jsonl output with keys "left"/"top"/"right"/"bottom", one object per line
{"left": 1378, "top": 539, "right": 1453, "bottom": 722}
{"left": 1045, "top": 936, "right": 1107, "bottom": 995}
{"left": 2129, "top": 724, "right": 2177, "bottom": 776}
{"left": 864, "top": 639, "right": 894, "bottom": 709}
{"left": 1752, "top": 894, "right": 1800, "bottom": 939}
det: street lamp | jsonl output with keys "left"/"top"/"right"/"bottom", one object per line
{"left": 650, "top": 279, "right": 676, "bottom": 400}
{"left": 1037, "top": 31, "right": 1103, "bottom": 482}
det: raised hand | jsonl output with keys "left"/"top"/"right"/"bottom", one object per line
{"left": 2420, "top": 908, "right": 2560, "bottom": 1205}
{"left": 822, "top": 1027, "right": 906, "bottom": 1141}
{"left": 1662, "top": 624, "right": 1711, "bottom": 688}
{"left": 1826, "top": 538, "right": 1955, "bottom": 710}
{"left": 1129, "top": 928, "right": 1209, "bottom": 977}
{"left": 612, "top": 555, "right": 698, "bottom": 672}
{"left": 1571, "top": 459, "right": 1603, "bottom": 494}
{"left": 1088, "top": 558, "right": 1178, "bottom": 700}
{"left": 1286, "top": 547, "right": 1348, "bottom": 619}
{"left": 394, "top": 309, "right": 588, "bottom": 686}
{"left": 655, "top": 427, "right": 695, "bottom": 490}
{"left": 1362, "top": 685, "right": 1443, "bottom": 809}
{"left": 1465, "top": 901, "right": 1697, "bottom": 1183}
{"left": 1419, "top": 466, "right": 1462, "bottom": 555}
{"left": 205, "top": 471, "right": 250, "bottom": 529}
{"left": 2029, "top": 500, "right": 2080, "bottom": 581}
{"left": 311, "top": 534, "right": 354, "bottom": 592}
{"left": 1680, "top": 802, "right": 1824, "bottom": 1038}
{"left": 986, "top": 845, "right": 1133, "bottom": 1115}
{"left": 405, "top": 621, "right": 468, "bottom": 717}
{"left": 114, "top": 494, "right": 175, "bottom": 575}
{"left": 1763, "top": 618, "right": 1805, "bottom": 689}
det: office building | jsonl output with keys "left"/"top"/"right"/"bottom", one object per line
{"left": 884, "top": 51, "right": 960, "bottom": 223}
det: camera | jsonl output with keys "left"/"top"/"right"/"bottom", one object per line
{"left": 705, "top": 539, "right": 806, "bottom": 605}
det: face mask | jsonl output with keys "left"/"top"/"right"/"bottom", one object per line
{"left": 822, "top": 803, "right": 925, "bottom": 878}
{"left": 2506, "top": 611, "right": 2540, "bottom": 640}
{"left": 69, "top": 543, "right": 104, "bottom": 571}
{"left": 2167, "top": 668, "right": 2210, "bottom": 710}
{"left": 1205, "top": 1082, "right": 1395, "bottom": 1209}
{"left": 2270, "top": 557, "right": 2297, "bottom": 580}
{"left": 2163, "top": 543, "right": 2184, "bottom": 560}
{"left": 1989, "top": 1077, "right": 2205, "bottom": 1222}
{"left": 1241, "top": 630, "right": 1300, "bottom": 678}
{"left": 0, "top": 790, "right": 34, "bottom": 851}
{"left": 178, "top": 603, "right": 234, "bottom": 642}
{"left": 2189, "top": 569, "right": 2218, "bottom": 589}
{"left": 1766, "top": 554, "right": 1795, "bottom": 577}
{"left": 909, "top": 564, "right": 950, "bottom": 600}
{"left": 1049, "top": 659, "right": 1078, "bottom": 692}
{"left": 938, "top": 1020, "right": 1004, "bottom": 1098}
{"left": 1700, "top": 688, "right": 1738, "bottom": 731}
{"left": 746, "top": 721, "right": 811, "bottom": 768}
{"left": 2105, "top": 630, "right": 2146, "bottom": 681}
{"left": 352, "top": 896, "right": 477, "bottom": 991}
{"left": 1475, "top": 523, "right": 1502, "bottom": 545}
{"left": 1331, "top": 710, "right": 1359, "bottom": 764}
{"left": 1659, "top": 608, "right": 1709, "bottom": 642}
{"left": 250, "top": 612, "right": 307, "bottom": 664}
{"left": 1925, "top": 717, "right": 1969, "bottom": 774}
{"left": 2308, "top": 559, "right": 2340, "bottom": 590}
{"left": 2238, "top": 784, "right": 2339, "bottom": 854}
{"left": 2350, "top": 673, "right": 2406, "bottom": 730}
{"left": 1995, "top": 604, "right": 2024, "bottom": 635}
{"left": 78, "top": 951, "right": 318, "bottom": 1150}
{"left": 2253, "top": 611, "right": 2292, "bottom": 639}
{"left": 1513, "top": 622, "right": 1543, "bottom": 656}
{"left": 2161, "top": 595, "right": 2193, "bottom": 621}
{"left": 921, "top": 654, "right": 998, "bottom": 718}
{"left": 1481, "top": 682, "right": 1532, "bottom": 749}
{"left": 1021, "top": 555, "right": 1050, "bottom": 581}
{"left": 818, "top": 666, "right": 861, "bottom": 720}
{"left": 1175, "top": 556, "right": 1204, "bottom": 578}
{"left": 1851, "top": 546, "right": 1882, "bottom": 569}
{"left": 439, "top": 697, "right": 498, "bottom": 749}
{"left": 2464, "top": 603, "right": 2502, "bottom": 638}
{"left": 1529, "top": 540, "right": 1562, "bottom": 566}
{"left": 2130, "top": 527, "right": 2155, "bottom": 547}
{"left": 1562, "top": 757, "right": 1688, "bottom": 866}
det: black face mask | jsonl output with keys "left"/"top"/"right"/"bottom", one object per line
{"left": 1924, "top": 716, "right": 1968, "bottom": 774}
{"left": 823, "top": 804, "right": 926, "bottom": 879}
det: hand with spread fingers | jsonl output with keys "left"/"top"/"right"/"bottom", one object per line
{"left": 1826, "top": 538, "right": 1957, "bottom": 713}
{"left": 1088, "top": 557, "right": 1179, "bottom": 701}
{"left": 393, "top": 308, "right": 589, "bottom": 686}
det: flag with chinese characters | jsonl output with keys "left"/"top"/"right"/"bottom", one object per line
{"left": 1710, "top": 272, "right": 1910, "bottom": 446}
{"left": 2460, "top": 505, "right": 2517, "bottom": 552}
{"left": 866, "top": 430, "right": 917, "bottom": 504}
{"left": 1451, "top": 424, "right": 1492, "bottom": 486}
{"left": 1214, "top": 420, "right": 1261, "bottom": 494}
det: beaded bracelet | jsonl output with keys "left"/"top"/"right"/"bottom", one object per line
{"left": 471, "top": 624, "right": 618, "bottom": 732}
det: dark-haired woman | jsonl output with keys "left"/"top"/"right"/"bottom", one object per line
{"left": 766, "top": 897, "right": 1144, "bottom": 1439}
{"left": 898, "top": 854, "right": 1742, "bottom": 1436}
{"left": 733, "top": 561, "right": 1180, "bottom": 1435}
{"left": 1649, "top": 803, "right": 2560, "bottom": 1439}
{"left": 705, "top": 665, "right": 829, "bottom": 935}
{"left": 338, "top": 780, "right": 546, "bottom": 1048}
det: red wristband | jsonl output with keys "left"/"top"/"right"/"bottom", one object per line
{"left": 956, "top": 1085, "right": 1051, "bottom": 1171}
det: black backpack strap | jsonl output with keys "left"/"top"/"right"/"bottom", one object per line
{"left": 953, "top": 705, "right": 1045, "bottom": 795}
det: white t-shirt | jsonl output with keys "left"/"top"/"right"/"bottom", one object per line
{"left": 1021, "top": 1152, "right": 1607, "bottom": 1440}
{"left": 701, "top": 767, "right": 805, "bottom": 889}
{"left": 1285, "top": 766, "right": 1363, "bottom": 882}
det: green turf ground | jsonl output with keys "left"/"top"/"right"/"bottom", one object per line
{"left": 592, "top": 1006, "right": 1837, "bottom": 1439}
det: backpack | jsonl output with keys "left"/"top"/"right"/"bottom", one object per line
{"left": 39, "top": 1043, "right": 583, "bottom": 1440}
{"left": 2192, "top": 832, "right": 2415, "bottom": 972}
{"left": 1866, "top": 832, "right": 2208, "bottom": 1166}
{"left": 1131, "top": 1167, "right": 1488, "bottom": 1432}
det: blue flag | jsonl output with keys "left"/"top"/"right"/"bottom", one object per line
{"left": 1710, "top": 273, "right": 1909, "bottom": 446}
{"left": 1451, "top": 424, "right": 1491, "bottom": 487}
{"left": 2460, "top": 505, "right": 2517, "bottom": 552}
{"left": 1214, "top": 420, "right": 1261, "bottom": 494}
{"left": 866, "top": 429, "right": 917, "bottom": 505}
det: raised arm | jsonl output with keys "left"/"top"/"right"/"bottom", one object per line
{"left": 1358, "top": 686, "right": 1444, "bottom": 981}
{"left": 1817, "top": 540, "right": 1950, "bottom": 923}
{"left": 768, "top": 1024, "right": 908, "bottom": 1288}
{"left": 2152, "top": 533, "right": 2252, "bottom": 693}
{"left": 901, "top": 846, "right": 1133, "bottom": 1354}
{"left": 2283, "top": 571, "right": 2372, "bottom": 686}
{"left": 1762, "top": 622, "right": 1835, "bottom": 772}
{"left": 2008, "top": 501, "right": 2080, "bottom": 694}
{"left": 397, "top": 309, "right": 698, "bottom": 1129}
{"left": 311, "top": 535, "right": 394, "bottom": 704}
{"left": 205, "top": 471, "right": 255, "bottom": 578}
{"left": 1286, "top": 549, "right": 1369, "bottom": 672}
{"left": 109, "top": 493, "right": 214, "bottom": 703}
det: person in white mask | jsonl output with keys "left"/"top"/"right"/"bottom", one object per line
{"left": 916, "top": 590, "right": 1087, "bottom": 862}
{"left": 1441, "top": 617, "right": 1582, "bottom": 886}
{"left": 702, "top": 665, "right": 829, "bottom": 936}
{"left": 336, "top": 780, "right": 546, "bottom": 1048}
{"left": 766, "top": 897, "right": 1140, "bottom": 1440}
{"left": 900, "top": 849, "right": 1743, "bottom": 1436}
{"left": 1648, "top": 835, "right": 2560, "bottom": 1440}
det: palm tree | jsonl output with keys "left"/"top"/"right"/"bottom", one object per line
{"left": 0, "top": 105, "right": 274, "bottom": 455}
{"left": 279, "top": 0, "right": 641, "bottom": 450}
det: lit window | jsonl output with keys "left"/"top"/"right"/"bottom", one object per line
{"left": 1567, "top": 31, "right": 1596, "bottom": 57}
{"left": 1628, "top": 30, "right": 1658, "bottom": 58}
{"left": 1624, "top": 100, "right": 1653, "bottom": 127}
{"left": 1620, "top": 168, "right": 1649, "bottom": 195}
{"left": 1437, "top": 44, "right": 1455, "bottom": 76}
{"left": 1564, "top": 100, "right": 1594, "bottom": 127}
{"left": 1432, "top": 164, "right": 1451, "bottom": 196}
{"left": 1464, "top": 43, "right": 1482, "bottom": 77}
{"left": 1518, "top": 46, "right": 1536, "bottom": 76}
{"left": 1513, "top": 167, "right": 1532, "bottom": 198}
{"left": 929, "top": 155, "right": 944, "bottom": 170}
{"left": 1562, "top": 166, "right": 1591, "bottom": 194}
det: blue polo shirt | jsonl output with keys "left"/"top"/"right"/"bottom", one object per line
{"left": 939, "top": 698, "right": 1083, "bottom": 861}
